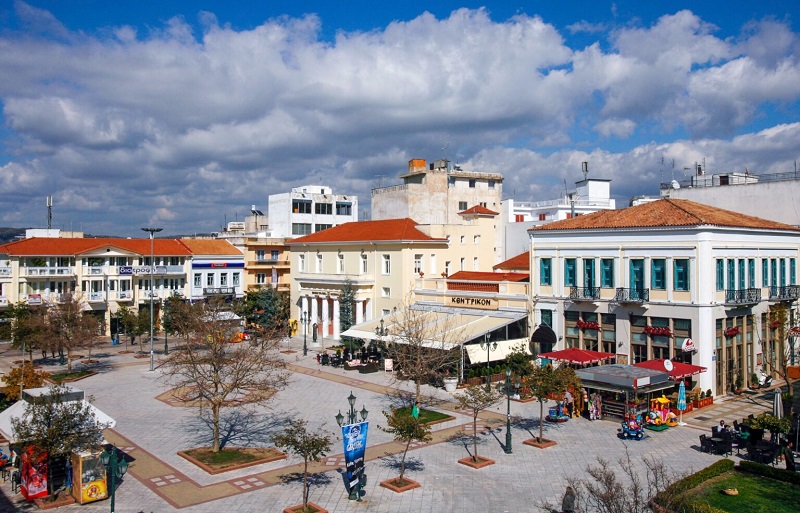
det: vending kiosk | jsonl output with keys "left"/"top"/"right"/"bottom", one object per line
{"left": 71, "top": 450, "right": 108, "bottom": 504}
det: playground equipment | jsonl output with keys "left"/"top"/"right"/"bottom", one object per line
{"left": 619, "top": 416, "right": 646, "bottom": 440}
{"left": 545, "top": 402, "right": 571, "bottom": 423}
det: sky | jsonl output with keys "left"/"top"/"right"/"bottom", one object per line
{"left": 1, "top": 1, "right": 799, "bottom": 237}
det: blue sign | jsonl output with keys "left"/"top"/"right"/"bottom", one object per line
{"left": 341, "top": 421, "right": 368, "bottom": 491}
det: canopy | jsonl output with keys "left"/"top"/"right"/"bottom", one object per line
{"left": 465, "top": 338, "right": 530, "bottom": 364}
{"left": 538, "top": 348, "right": 616, "bottom": 365}
{"left": 633, "top": 359, "right": 707, "bottom": 380}
{"left": 576, "top": 364, "right": 672, "bottom": 393}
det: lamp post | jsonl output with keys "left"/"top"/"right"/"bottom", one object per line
{"left": 301, "top": 310, "right": 309, "bottom": 356}
{"left": 100, "top": 445, "right": 128, "bottom": 513}
{"left": 479, "top": 333, "right": 498, "bottom": 391}
{"left": 335, "top": 391, "right": 369, "bottom": 501}
{"left": 162, "top": 298, "right": 169, "bottom": 356}
{"left": 141, "top": 227, "right": 162, "bottom": 372}
{"left": 374, "top": 319, "right": 388, "bottom": 360}
{"left": 504, "top": 367, "right": 520, "bottom": 454}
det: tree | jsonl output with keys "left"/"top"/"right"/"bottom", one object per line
{"left": 6, "top": 302, "right": 47, "bottom": 362}
{"left": 504, "top": 342, "right": 536, "bottom": 379}
{"left": 454, "top": 385, "right": 502, "bottom": 462}
{"left": 272, "top": 419, "right": 332, "bottom": 513}
{"left": 379, "top": 406, "right": 432, "bottom": 483}
{"left": 114, "top": 305, "right": 146, "bottom": 351}
{"left": 763, "top": 304, "right": 796, "bottom": 397}
{"left": 3, "top": 362, "right": 50, "bottom": 401}
{"left": 45, "top": 294, "right": 101, "bottom": 370}
{"left": 386, "top": 301, "right": 463, "bottom": 404}
{"left": 11, "top": 384, "right": 108, "bottom": 499}
{"left": 339, "top": 278, "right": 356, "bottom": 349}
{"left": 160, "top": 298, "right": 289, "bottom": 452}
{"left": 523, "top": 364, "right": 581, "bottom": 443}
{"left": 238, "top": 286, "right": 290, "bottom": 340}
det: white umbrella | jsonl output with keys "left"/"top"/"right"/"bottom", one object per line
{"left": 773, "top": 390, "right": 784, "bottom": 419}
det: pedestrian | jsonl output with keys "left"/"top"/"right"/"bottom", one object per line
{"left": 411, "top": 401, "right": 420, "bottom": 420}
{"left": 564, "top": 389, "right": 574, "bottom": 418}
{"left": 782, "top": 440, "right": 796, "bottom": 472}
{"left": 561, "top": 485, "right": 576, "bottom": 513}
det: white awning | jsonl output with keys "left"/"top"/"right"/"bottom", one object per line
{"left": 341, "top": 303, "right": 527, "bottom": 350}
{"left": 465, "top": 338, "right": 531, "bottom": 364}
{"left": 0, "top": 399, "right": 116, "bottom": 443}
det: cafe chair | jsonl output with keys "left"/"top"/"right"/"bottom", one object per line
{"left": 699, "top": 434, "right": 712, "bottom": 453}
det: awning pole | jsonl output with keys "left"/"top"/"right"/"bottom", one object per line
{"left": 460, "top": 343, "right": 465, "bottom": 382}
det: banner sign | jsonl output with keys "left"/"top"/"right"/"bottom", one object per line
{"left": 681, "top": 338, "right": 697, "bottom": 353}
{"left": 119, "top": 265, "right": 167, "bottom": 275}
{"left": 448, "top": 296, "right": 498, "bottom": 310}
{"left": 341, "top": 421, "right": 368, "bottom": 491}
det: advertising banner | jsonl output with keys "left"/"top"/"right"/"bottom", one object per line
{"left": 341, "top": 421, "right": 368, "bottom": 491}
{"left": 20, "top": 447, "right": 48, "bottom": 501}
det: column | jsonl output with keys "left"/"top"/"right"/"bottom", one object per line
{"left": 310, "top": 295, "right": 319, "bottom": 346}
{"left": 321, "top": 297, "right": 330, "bottom": 340}
{"left": 333, "top": 298, "right": 341, "bottom": 340}
{"left": 355, "top": 299, "right": 364, "bottom": 325}
{"left": 364, "top": 298, "right": 372, "bottom": 321}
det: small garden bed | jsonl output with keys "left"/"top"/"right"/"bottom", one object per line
{"left": 523, "top": 437, "right": 557, "bottom": 449}
{"left": 48, "top": 369, "right": 97, "bottom": 383}
{"left": 178, "top": 447, "right": 286, "bottom": 474}
{"left": 282, "top": 502, "right": 328, "bottom": 513}
{"left": 686, "top": 470, "right": 799, "bottom": 512}
{"left": 393, "top": 406, "right": 454, "bottom": 426}
{"left": 35, "top": 493, "right": 76, "bottom": 510}
{"left": 380, "top": 477, "right": 421, "bottom": 493}
{"left": 458, "top": 456, "right": 495, "bottom": 469}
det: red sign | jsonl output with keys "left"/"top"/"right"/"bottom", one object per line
{"left": 681, "top": 338, "right": 697, "bottom": 353}
{"left": 211, "top": 263, "right": 228, "bottom": 268}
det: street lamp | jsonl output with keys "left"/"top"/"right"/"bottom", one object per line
{"left": 301, "top": 311, "right": 309, "bottom": 356}
{"left": 504, "top": 367, "right": 520, "bottom": 454}
{"left": 335, "top": 391, "right": 369, "bottom": 501}
{"left": 162, "top": 298, "right": 169, "bottom": 356}
{"left": 141, "top": 227, "right": 162, "bottom": 372}
{"left": 479, "top": 333, "right": 498, "bottom": 391}
{"left": 99, "top": 445, "right": 128, "bottom": 513}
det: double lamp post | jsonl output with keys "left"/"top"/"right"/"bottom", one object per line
{"left": 141, "top": 227, "right": 162, "bottom": 372}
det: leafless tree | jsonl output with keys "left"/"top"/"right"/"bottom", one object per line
{"left": 761, "top": 304, "right": 796, "bottom": 395}
{"left": 159, "top": 298, "right": 290, "bottom": 452}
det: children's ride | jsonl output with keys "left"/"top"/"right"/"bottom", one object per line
{"left": 619, "top": 417, "right": 646, "bottom": 440}
{"left": 546, "top": 401, "right": 570, "bottom": 422}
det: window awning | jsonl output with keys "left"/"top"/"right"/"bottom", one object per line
{"left": 341, "top": 303, "right": 526, "bottom": 350}
{"left": 538, "top": 348, "right": 616, "bottom": 365}
{"left": 465, "top": 338, "right": 530, "bottom": 364}
{"left": 633, "top": 359, "right": 707, "bottom": 381}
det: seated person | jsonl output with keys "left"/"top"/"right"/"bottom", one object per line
{"left": 714, "top": 420, "right": 728, "bottom": 435}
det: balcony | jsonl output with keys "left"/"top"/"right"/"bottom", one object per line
{"left": 142, "top": 290, "right": 161, "bottom": 299}
{"left": 204, "top": 287, "right": 235, "bottom": 295}
{"left": 0, "top": 267, "right": 11, "bottom": 277}
{"left": 769, "top": 285, "right": 800, "bottom": 302}
{"left": 114, "top": 290, "right": 133, "bottom": 301}
{"left": 724, "top": 288, "right": 761, "bottom": 305}
{"left": 87, "top": 266, "right": 105, "bottom": 275}
{"left": 569, "top": 286, "right": 600, "bottom": 301}
{"left": 615, "top": 288, "right": 649, "bottom": 303}
{"left": 24, "top": 266, "right": 74, "bottom": 277}
{"left": 88, "top": 291, "right": 105, "bottom": 302}
{"left": 0, "top": 296, "right": 8, "bottom": 307}
{"left": 248, "top": 259, "right": 290, "bottom": 268}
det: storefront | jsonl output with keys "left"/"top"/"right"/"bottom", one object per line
{"left": 575, "top": 364, "right": 673, "bottom": 420}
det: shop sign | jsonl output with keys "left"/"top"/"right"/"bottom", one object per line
{"left": 448, "top": 296, "right": 498, "bottom": 310}
{"left": 681, "top": 338, "right": 697, "bottom": 353}
{"left": 119, "top": 265, "right": 166, "bottom": 275}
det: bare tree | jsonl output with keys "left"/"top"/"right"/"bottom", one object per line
{"left": 379, "top": 406, "right": 432, "bottom": 484}
{"left": 762, "top": 304, "right": 796, "bottom": 395}
{"left": 385, "top": 301, "right": 463, "bottom": 404}
{"left": 45, "top": 294, "right": 101, "bottom": 371}
{"left": 272, "top": 419, "right": 332, "bottom": 512}
{"left": 160, "top": 298, "right": 289, "bottom": 453}
{"left": 454, "top": 384, "right": 502, "bottom": 462}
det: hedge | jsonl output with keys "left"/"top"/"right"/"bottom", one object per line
{"left": 737, "top": 460, "right": 800, "bottom": 485}
{"left": 653, "top": 459, "right": 735, "bottom": 509}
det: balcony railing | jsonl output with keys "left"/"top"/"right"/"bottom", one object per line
{"left": 569, "top": 286, "right": 600, "bottom": 301}
{"left": 88, "top": 266, "right": 105, "bottom": 275}
{"left": 115, "top": 290, "right": 133, "bottom": 300}
{"left": 0, "top": 267, "right": 11, "bottom": 277}
{"left": 142, "top": 290, "right": 161, "bottom": 299}
{"left": 769, "top": 285, "right": 800, "bottom": 301}
{"left": 615, "top": 288, "right": 649, "bottom": 303}
{"left": 24, "top": 266, "right": 74, "bottom": 277}
{"left": 88, "top": 291, "right": 105, "bottom": 302}
{"left": 0, "top": 296, "right": 8, "bottom": 307}
{"left": 725, "top": 288, "right": 761, "bottom": 305}
{"left": 248, "top": 259, "right": 290, "bottom": 267}
{"left": 204, "top": 287, "right": 236, "bottom": 295}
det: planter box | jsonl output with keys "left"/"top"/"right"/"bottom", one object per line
{"left": 458, "top": 456, "right": 495, "bottom": 469}
{"left": 283, "top": 502, "right": 328, "bottom": 513}
{"left": 443, "top": 377, "right": 458, "bottom": 392}
{"left": 788, "top": 366, "right": 800, "bottom": 379}
{"left": 522, "top": 437, "right": 557, "bottom": 449}
{"left": 380, "top": 477, "right": 421, "bottom": 493}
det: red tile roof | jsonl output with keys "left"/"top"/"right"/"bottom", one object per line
{"left": 532, "top": 198, "right": 800, "bottom": 232}
{"left": 179, "top": 239, "right": 243, "bottom": 256}
{"left": 448, "top": 271, "right": 529, "bottom": 282}
{"left": 494, "top": 252, "right": 530, "bottom": 271}
{"left": 288, "top": 218, "right": 446, "bottom": 244}
{"left": 0, "top": 237, "right": 192, "bottom": 256}
{"left": 458, "top": 205, "right": 499, "bottom": 216}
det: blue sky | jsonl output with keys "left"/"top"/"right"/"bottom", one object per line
{"left": 1, "top": 1, "right": 799, "bottom": 236}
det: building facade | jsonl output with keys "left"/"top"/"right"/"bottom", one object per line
{"left": 268, "top": 186, "right": 358, "bottom": 238}
{"left": 527, "top": 199, "right": 800, "bottom": 396}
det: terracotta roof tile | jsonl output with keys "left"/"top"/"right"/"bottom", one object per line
{"left": 0, "top": 237, "right": 193, "bottom": 256}
{"left": 458, "top": 205, "right": 499, "bottom": 216}
{"left": 288, "top": 218, "right": 445, "bottom": 244}
{"left": 448, "top": 271, "right": 528, "bottom": 282}
{"left": 532, "top": 199, "right": 800, "bottom": 232}
{"left": 493, "top": 252, "right": 530, "bottom": 271}
{"left": 179, "top": 239, "right": 243, "bottom": 256}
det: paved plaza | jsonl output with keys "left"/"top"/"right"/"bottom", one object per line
{"left": 0, "top": 337, "right": 784, "bottom": 513}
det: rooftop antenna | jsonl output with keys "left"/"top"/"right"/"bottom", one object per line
{"left": 442, "top": 141, "right": 449, "bottom": 162}
{"left": 582, "top": 161, "right": 589, "bottom": 181}
{"left": 46, "top": 195, "right": 53, "bottom": 230}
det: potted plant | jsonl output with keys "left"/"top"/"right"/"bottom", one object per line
{"left": 442, "top": 370, "right": 458, "bottom": 393}
{"left": 734, "top": 375, "right": 744, "bottom": 394}
{"left": 750, "top": 373, "right": 760, "bottom": 390}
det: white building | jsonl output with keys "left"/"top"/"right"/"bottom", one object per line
{"left": 527, "top": 198, "right": 799, "bottom": 397}
{"left": 268, "top": 186, "right": 358, "bottom": 238}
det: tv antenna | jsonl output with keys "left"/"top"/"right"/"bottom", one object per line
{"left": 47, "top": 195, "right": 53, "bottom": 230}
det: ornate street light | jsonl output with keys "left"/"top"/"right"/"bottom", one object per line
{"left": 141, "top": 227, "right": 162, "bottom": 371}
{"left": 479, "top": 333, "right": 498, "bottom": 391}
{"left": 301, "top": 310, "right": 309, "bottom": 356}
{"left": 335, "top": 391, "right": 369, "bottom": 501}
{"left": 99, "top": 445, "right": 128, "bottom": 513}
{"left": 504, "top": 367, "right": 520, "bottom": 454}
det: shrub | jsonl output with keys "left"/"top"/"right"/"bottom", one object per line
{"left": 654, "top": 459, "right": 734, "bottom": 506}
{"left": 737, "top": 460, "right": 800, "bottom": 485}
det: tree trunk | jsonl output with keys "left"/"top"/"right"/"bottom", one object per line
{"left": 303, "top": 459, "right": 309, "bottom": 509}
{"left": 66, "top": 349, "right": 72, "bottom": 372}
{"left": 399, "top": 438, "right": 411, "bottom": 481}
{"left": 211, "top": 403, "right": 221, "bottom": 452}
{"left": 539, "top": 400, "right": 544, "bottom": 442}
{"left": 472, "top": 415, "right": 479, "bottom": 461}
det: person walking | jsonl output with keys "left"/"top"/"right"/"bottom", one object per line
{"left": 411, "top": 401, "right": 420, "bottom": 420}
{"left": 561, "top": 485, "right": 576, "bottom": 512}
{"left": 564, "top": 389, "right": 574, "bottom": 418}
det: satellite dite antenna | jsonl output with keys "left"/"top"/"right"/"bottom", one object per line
{"left": 47, "top": 195, "right": 53, "bottom": 230}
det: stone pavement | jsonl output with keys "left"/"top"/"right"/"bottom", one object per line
{"left": 0, "top": 337, "right": 783, "bottom": 512}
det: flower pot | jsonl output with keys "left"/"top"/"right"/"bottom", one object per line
{"left": 443, "top": 377, "right": 458, "bottom": 392}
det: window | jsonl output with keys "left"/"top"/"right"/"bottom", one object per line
{"left": 445, "top": 261, "right": 451, "bottom": 276}
{"left": 601, "top": 258, "right": 614, "bottom": 288}
{"left": 381, "top": 287, "right": 390, "bottom": 298}
{"left": 538, "top": 214, "right": 546, "bottom": 221}
{"left": 473, "top": 257, "right": 479, "bottom": 271}
{"left": 337, "top": 253, "right": 344, "bottom": 273}
{"left": 382, "top": 254, "right": 391, "bottom": 274}
{"left": 771, "top": 259, "right": 777, "bottom": 286}
{"left": 540, "top": 310, "right": 553, "bottom": 327}
{"left": 414, "top": 254, "right": 423, "bottom": 274}
{"left": 220, "top": 273, "right": 228, "bottom": 286}
{"left": 292, "top": 223, "right": 312, "bottom": 235}
{"left": 762, "top": 259, "right": 769, "bottom": 287}
{"left": 540, "top": 258, "right": 552, "bottom": 286}
{"left": 791, "top": 258, "right": 797, "bottom": 285}
{"left": 271, "top": 250, "right": 280, "bottom": 260}
{"left": 256, "top": 273, "right": 266, "bottom": 284}
{"left": 193, "top": 273, "right": 201, "bottom": 287}
{"left": 292, "top": 199, "right": 312, "bottom": 213}
{"left": 727, "top": 259, "right": 736, "bottom": 290}
{"left": 360, "top": 254, "right": 368, "bottom": 274}
{"left": 515, "top": 214, "right": 524, "bottom": 222}
{"left": 458, "top": 201, "right": 468, "bottom": 211}
{"left": 748, "top": 259, "right": 755, "bottom": 288}
{"left": 651, "top": 259, "right": 666, "bottom": 290}
{"left": 298, "top": 254, "right": 305, "bottom": 272}
{"left": 336, "top": 202, "right": 352, "bottom": 216}
{"left": 256, "top": 250, "right": 266, "bottom": 261}
{"left": 468, "top": 179, "right": 476, "bottom": 188}
{"left": 564, "top": 258, "right": 576, "bottom": 287}
{"left": 315, "top": 203, "right": 332, "bottom": 215}
{"left": 780, "top": 258, "right": 787, "bottom": 286}
{"left": 460, "top": 235, "right": 465, "bottom": 245}
{"left": 232, "top": 273, "right": 240, "bottom": 286}
{"left": 430, "top": 254, "right": 436, "bottom": 275}
{"left": 316, "top": 253, "right": 323, "bottom": 273}
{"left": 488, "top": 180, "right": 495, "bottom": 189}
{"left": 583, "top": 258, "right": 596, "bottom": 289}
{"left": 473, "top": 235, "right": 480, "bottom": 245}
{"left": 206, "top": 274, "right": 214, "bottom": 287}
{"left": 314, "top": 224, "right": 332, "bottom": 232}
{"left": 738, "top": 259, "right": 746, "bottom": 290}
{"left": 674, "top": 259, "right": 689, "bottom": 291}
{"left": 717, "top": 259, "right": 725, "bottom": 290}
{"left": 460, "top": 258, "right": 465, "bottom": 271}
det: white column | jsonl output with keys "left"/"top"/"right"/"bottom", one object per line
{"left": 310, "top": 295, "right": 319, "bottom": 346}
{"left": 321, "top": 297, "right": 330, "bottom": 340}
{"left": 355, "top": 299, "right": 364, "bottom": 325}
{"left": 364, "top": 298, "right": 372, "bottom": 321}
{"left": 333, "top": 298, "right": 341, "bottom": 340}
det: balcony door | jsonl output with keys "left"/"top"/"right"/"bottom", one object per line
{"left": 630, "top": 259, "right": 644, "bottom": 292}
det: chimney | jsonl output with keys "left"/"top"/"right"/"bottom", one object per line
{"left": 408, "top": 159, "right": 427, "bottom": 173}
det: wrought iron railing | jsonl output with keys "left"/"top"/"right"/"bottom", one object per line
{"left": 614, "top": 288, "right": 649, "bottom": 303}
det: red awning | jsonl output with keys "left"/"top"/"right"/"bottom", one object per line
{"left": 633, "top": 359, "right": 707, "bottom": 380}
{"left": 538, "top": 348, "right": 616, "bottom": 365}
